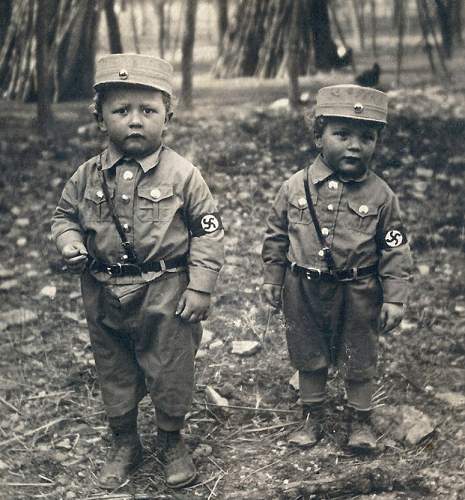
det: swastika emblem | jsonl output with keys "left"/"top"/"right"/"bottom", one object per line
{"left": 201, "top": 214, "right": 219, "bottom": 233}
{"left": 385, "top": 229, "right": 403, "bottom": 248}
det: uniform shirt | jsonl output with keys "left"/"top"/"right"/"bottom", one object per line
{"left": 51, "top": 143, "right": 224, "bottom": 292}
{"left": 262, "top": 155, "right": 412, "bottom": 303}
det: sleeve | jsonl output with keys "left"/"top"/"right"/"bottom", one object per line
{"left": 51, "top": 171, "right": 85, "bottom": 253}
{"left": 376, "top": 192, "right": 413, "bottom": 304}
{"left": 261, "top": 182, "right": 290, "bottom": 286}
{"left": 183, "top": 167, "right": 225, "bottom": 294}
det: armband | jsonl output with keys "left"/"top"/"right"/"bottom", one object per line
{"left": 190, "top": 213, "right": 223, "bottom": 237}
{"left": 381, "top": 228, "right": 408, "bottom": 250}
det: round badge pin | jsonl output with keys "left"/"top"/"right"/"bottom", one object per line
{"left": 354, "top": 102, "right": 364, "bottom": 114}
{"left": 119, "top": 69, "right": 129, "bottom": 80}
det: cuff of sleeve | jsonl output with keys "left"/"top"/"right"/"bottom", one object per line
{"left": 382, "top": 278, "right": 410, "bottom": 304}
{"left": 263, "top": 263, "right": 287, "bottom": 286}
{"left": 187, "top": 266, "right": 219, "bottom": 294}
{"left": 55, "top": 230, "right": 84, "bottom": 253}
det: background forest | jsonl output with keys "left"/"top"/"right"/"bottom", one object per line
{"left": 0, "top": 1, "right": 465, "bottom": 499}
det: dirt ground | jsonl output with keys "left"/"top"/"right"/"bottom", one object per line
{"left": 1, "top": 81, "right": 465, "bottom": 500}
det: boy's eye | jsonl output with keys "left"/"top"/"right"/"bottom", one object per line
{"left": 113, "top": 107, "right": 128, "bottom": 114}
{"left": 143, "top": 107, "right": 156, "bottom": 114}
{"left": 334, "top": 130, "right": 348, "bottom": 138}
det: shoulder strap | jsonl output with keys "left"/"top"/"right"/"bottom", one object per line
{"left": 96, "top": 154, "right": 139, "bottom": 264}
{"left": 303, "top": 165, "right": 337, "bottom": 273}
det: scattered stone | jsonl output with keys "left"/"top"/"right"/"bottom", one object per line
{"left": 399, "top": 319, "right": 416, "bottom": 332}
{"left": 16, "top": 237, "right": 27, "bottom": 247}
{"left": 417, "top": 264, "right": 430, "bottom": 275}
{"left": 195, "top": 349, "right": 207, "bottom": 360}
{"left": 454, "top": 303, "right": 465, "bottom": 314}
{"left": 218, "top": 381, "right": 235, "bottom": 398}
{"left": 397, "top": 405, "right": 435, "bottom": 445}
{"left": 0, "top": 279, "right": 19, "bottom": 291}
{"left": 40, "top": 285, "right": 57, "bottom": 299}
{"left": 193, "top": 444, "right": 213, "bottom": 459}
{"left": 231, "top": 340, "right": 261, "bottom": 357}
{"left": 25, "top": 270, "right": 39, "bottom": 278}
{"left": 55, "top": 438, "right": 73, "bottom": 450}
{"left": 269, "top": 98, "right": 289, "bottom": 110}
{"left": 69, "top": 291, "right": 82, "bottom": 300}
{"left": 0, "top": 308, "right": 38, "bottom": 332}
{"left": 289, "top": 371, "right": 299, "bottom": 391}
{"left": 0, "top": 266, "right": 15, "bottom": 279}
{"left": 205, "top": 385, "right": 229, "bottom": 411}
{"left": 10, "top": 206, "right": 21, "bottom": 216}
{"left": 15, "top": 217, "right": 30, "bottom": 227}
{"left": 435, "top": 391, "right": 465, "bottom": 408}
{"left": 209, "top": 339, "right": 224, "bottom": 350}
{"left": 51, "top": 177, "right": 62, "bottom": 188}
{"left": 0, "top": 459, "right": 8, "bottom": 471}
{"left": 201, "top": 329, "right": 215, "bottom": 345}
{"left": 62, "top": 311, "right": 81, "bottom": 323}
{"left": 416, "top": 167, "right": 434, "bottom": 179}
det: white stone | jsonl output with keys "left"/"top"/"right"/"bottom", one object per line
{"left": 231, "top": 340, "right": 261, "bottom": 357}
{"left": 417, "top": 264, "right": 430, "bottom": 275}
{"left": 398, "top": 405, "right": 435, "bottom": 445}
{"left": 289, "top": 371, "right": 299, "bottom": 391}
{"left": 269, "top": 98, "right": 289, "bottom": 110}
{"left": 40, "top": 285, "right": 57, "bottom": 299}
{"left": 435, "top": 391, "right": 465, "bottom": 408}
{"left": 209, "top": 339, "right": 224, "bottom": 350}
{"left": 205, "top": 385, "right": 229, "bottom": 410}
{"left": 201, "top": 329, "right": 215, "bottom": 345}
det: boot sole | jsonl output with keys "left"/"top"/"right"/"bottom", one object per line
{"left": 167, "top": 470, "right": 197, "bottom": 489}
{"left": 97, "top": 450, "right": 144, "bottom": 490}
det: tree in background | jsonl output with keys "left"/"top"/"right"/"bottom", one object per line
{"left": 104, "top": 0, "right": 123, "bottom": 53}
{"left": 180, "top": 0, "right": 198, "bottom": 108}
{"left": 215, "top": 0, "right": 228, "bottom": 56}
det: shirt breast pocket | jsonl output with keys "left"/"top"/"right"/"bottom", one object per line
{"left": 83, "top": 186, "right": 114, "bottom": 222}
{"left": 137, "top": 185, "right": 179, "bottom": 222}
{"left": 288, "top": 196, "right": 313, "bottom": 225}
{"left": 345, "top": 200, "right": 379, "bottom": 234}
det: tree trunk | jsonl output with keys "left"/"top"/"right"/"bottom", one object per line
{"left": 452, "top": 0, "right": 462, "bottom": 45}
{"left": 36, "top": 0, "right": 54, "bottom": 137}
{"left": 104, "top": 0, "right": 123, "bottom": 53}
{"left": 180, "top": 0, "right": 198, "bottom": 109}
{"left": 287, "top": 0, "right": 300, "bottom": 109}
{"left": 394, "top": 0, "right": 405, "bottom": 86}
{"left": 0, "top": 0, "right": 98, "bottom": 102}
{"left": 434, "top": 0, "right": 454, "bottom": 57}
{"left": 215, "top": 0, "right": 228, "bottom": 56}
{"left": 370, "top": 0, "right": 377, "bottom": 57}
{"left": 0, "top": 0, "right": 12, "bottom": 49}
{"left": 130, "top": 0, "right": 140, "bottom": 53}
{"left": 154, "top": 0, "right": 166, "bottom": 58}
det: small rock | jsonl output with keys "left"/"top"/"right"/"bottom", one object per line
{"left": 435, "top": 391, "right": 465, "bottom": 407}
{"left": 231, "top": 340, "right": 261, "bottom": 357}
{"left": 0, "top": 279, "right": 19, "bottom": 291}
{"left": 15, "top": 218, "right": 30, "bottom": 227}
{"left": 417, "top": 264, "right": 430, "bottom": 275}
{"left": 16, "top": 237, "right": 27, "bottom": 247}
{"left": 0, "top": 459, "right": 8, "bottom": 471}
{"left": 25, "top": 270, "right": 39, "bottom": 278}
{"left": 400, "top": 319, "right": 416, "bottom": 332}
{"left": 195, "top": 349, "right": 207, "bottom": 360}
{"left": 51, "top": 177, "right": 62, "bottom": 188}
{"left": 209, "top": 339, "right": 224, "bottom": 350}
{"left": 63, "top": 311, "right": 81, "bottom": 322}
{"left": 10, "top": 206, "right": 21, "bottom": 216}
{"left": 289, "top": 371, "right": 299, "bottom": 391}
{"left": 69, "top": 291, "right": 82, "bottom": 300}
{"left": 55, "top": 438, "right": 72, "bottom": 450}
{"left": 454, "top": 303, "right": 465, "bottom": 314}
{"left": 40, "top": 285, "right": 57, "bottom": 299}
{"left": 193, "top": 444, "right": 213, "bottom": 459}
{"left": 0, "top": 266, "right": 15, "bottom": 279}
{"left": 269, "top": 98, "right": 289, "bottom": 110}
{"left": 416, "top": 167, "right": 434, "bottom": 179}
{"left": 397, "top": 405, "right": 435, "bottom": 445}
{"left": 0, "top": 308, "right": 38, "bottom": 332}
{"left": 205, "top": 385, "right": 229, "bottom": 411}
{"left": 201, "top": 329, "right": 215, "bottom": 345}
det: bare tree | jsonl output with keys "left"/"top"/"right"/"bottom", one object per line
{"left": 154, "top": 0, "right": 166, "bottom": 58}
{"left": 287, "top": 0, "right": 300, "bottom": 109}
{"left": 215, "top": 0, "right": 228, "bottom": 56}
{"left": 180, "top": 0, "right": 198, "bottom": 108}
{"left": 104, "top": 0, "right": 123, "bottom": 53}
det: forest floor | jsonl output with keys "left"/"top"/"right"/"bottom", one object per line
{"left": 1, "top": 82, "right": 465, "bottom": 500}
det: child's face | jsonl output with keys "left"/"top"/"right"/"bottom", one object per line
{"left": 98, "top": 86, "right": 170, "bottom": 158}
{"left": 315, "top": 118, "right": 379, "bottom": 180}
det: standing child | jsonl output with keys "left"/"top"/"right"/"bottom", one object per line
{"left": 52, "top": 54, "right": 224, "bottom": 489}
{"left": 262, "top": 85, "right": 412, "bottom": 451}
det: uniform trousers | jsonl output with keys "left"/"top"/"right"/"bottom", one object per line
{"left": 81, "top": 270, "right": 202, "bottom": 430}
{"left": 282, "top": 269, "right": 382, "bottom": 410}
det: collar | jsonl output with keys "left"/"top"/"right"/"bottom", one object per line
{"left": 101, "top": 143, "right": 164, "bottom": 173}
{"left": 310, "top": 153, "right": 369, "bottom": 184}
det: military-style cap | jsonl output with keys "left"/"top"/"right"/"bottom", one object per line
{"left": 315, "top": 84, "right": 388, "bottom": 124}
{"left": 94, "top": 53, "right": 173, "bottom": 96}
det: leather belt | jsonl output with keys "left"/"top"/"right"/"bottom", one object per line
{"left": 290, "top": 263, "right": 378, "bottom": 282}
{"left": 90, "top": 255, "right": 188, "bottom": 277}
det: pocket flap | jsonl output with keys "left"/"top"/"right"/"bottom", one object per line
{"left": 138, "top": 185, "right": 174, "bottom": 203}
{"left": 347, "top": 200, "right": 379, "bottom": 217}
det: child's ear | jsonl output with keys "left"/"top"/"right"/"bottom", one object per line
{"left": 314, "top": 134, "right": 322, "bottom": 149}
{"left": 97, "top": 116, "right": 107, "bottom": 133}
{"left": 165, "top": 111, "right": 173, "bottom": 125}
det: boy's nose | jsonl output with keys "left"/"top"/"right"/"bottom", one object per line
{"left": 128, "top": 111, "right": 143, "bottom": 127}
{"left": 348, "top": 137, "right": 361, "bottom": 150}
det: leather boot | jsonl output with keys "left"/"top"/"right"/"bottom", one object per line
{"left": 157, "top": 429, "right": 197, "bottom": 489}
{"left": 347, "top": 408, "right": 377, "bottom": 452}
{"left": 288, "top": 402, "right": 324, "bottom": 447}
{"left": 98, "top": 409, "right": 143, "bottom": 489}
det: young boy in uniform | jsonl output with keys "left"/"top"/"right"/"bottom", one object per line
{"left": 262, "top": 84, "right": 412, "bottom": 451}
{"left": 51, "top": 54, "right": 224, "bottom": 489}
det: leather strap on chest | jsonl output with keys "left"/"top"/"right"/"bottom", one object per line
{"left": 96, "top": 154, "right": 140, "bottom": 264}
{"left": 303, "top": 165, "right": 337, "bottom": 274}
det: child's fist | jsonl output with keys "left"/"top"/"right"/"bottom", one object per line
{"left": 62, "top": 242, "right": 88, "bottom": 274}
{"left": 262, "top": 283, "right": 282, "bottom": 310}
{"left": 380, "top": 302, "right": 405, "bottom": 333}
{"left": 176, "top": 289, "right": 211, "bottom": 323}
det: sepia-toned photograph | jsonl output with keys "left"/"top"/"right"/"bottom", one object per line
{"left": 0, "top": 1, "right": 464, "bottom": 498}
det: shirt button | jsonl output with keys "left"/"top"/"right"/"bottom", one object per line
{"left": 322, "top": 227, "right": 330, "bottom": 236}
{"left": 123, "top": 170, "right": 134, "bottom": 180}
{"left": 359, "top": 204, "right": 369, "bottom": 214}
{"left": 327, "top": 203, "right": 334, "bottom": 211}
{"left": 298, "top": 197, "right": 306, "bottom": 208}
{"left": 318, "top": 250, "right": 325, "bottom": 257}
{"left": 151, "top": 188, "right": 161, "bottom": 199}
{"left": 328, "top": 180, "right": 338, "bottom": 190}
{"left": 96, "top": 190, "right": 104, "bottom": 199}
{"left": 122, "top": 223, "right": 130, "bottom": 232}
{"left": 121, "top": 194, "right": 130, "bottom": 203}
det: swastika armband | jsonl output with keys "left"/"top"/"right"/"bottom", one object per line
{"left": 381, "top": 228, "right": 408, "bottom": 249}
{"left": 191, "top": 213, "right": 223, "bottom": 236}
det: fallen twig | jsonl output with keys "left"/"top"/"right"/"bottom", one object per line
{"left": 241, "top": 420, "right": 300, "bottom": 434}
{"left": 194, "top": 401, "right": 296, "bottom": 414}
{"left": 244, "top": 449, "right": 300, "bottom": 480}
{"left": 0, "top": 417, "right": 65, "bottom": 448}
{"left": 207, "top": 473, "right": 223, "bottom": 500}
{"left": 2, "top": 482, "right": 55, "bottom": 487}
{"left": 0, "top": 395, "right": 22, "bottom": 415}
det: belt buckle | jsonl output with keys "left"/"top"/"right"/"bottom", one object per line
{"left": 338, "top": 267, "right": 358, "bottom": 282}
{"left": 107, "top": 263, "right": 123, "bottom": 276}
{"left": 305, "top": 268, "right": 321, "bottom": 280}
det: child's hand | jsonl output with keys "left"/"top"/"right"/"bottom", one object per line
{"left": 62, "top": 242, "right": 88, "bottom": 274}
{"left": 380, "top": 302, "right": 405, "bottom": 333}
{"left": 176, "top": 289, "right": 211, "bottom": 323}
{"left": 262, "top": 284, "right": 282, "bottom": 310}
